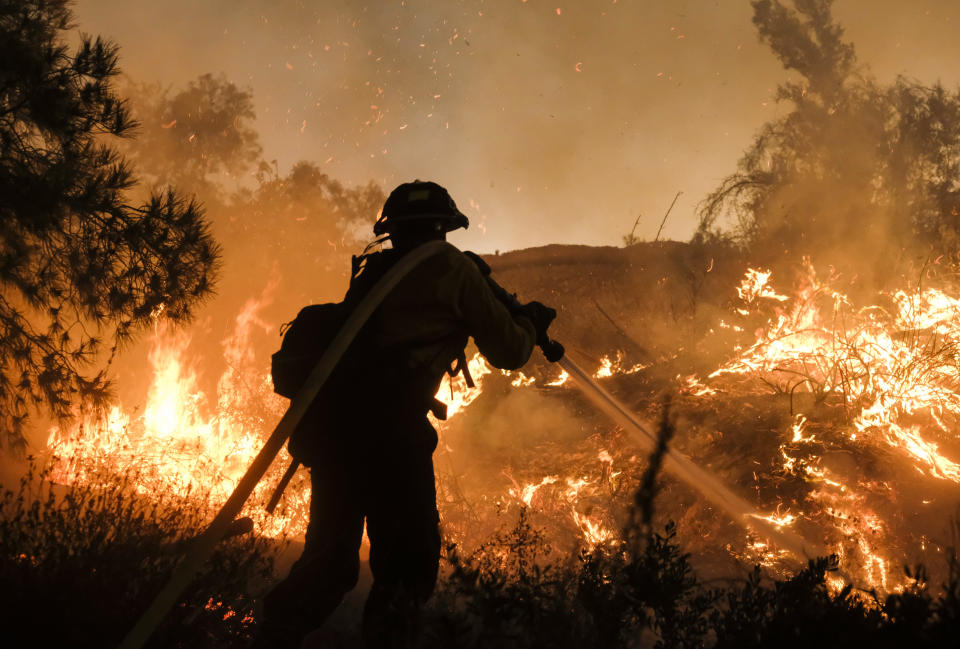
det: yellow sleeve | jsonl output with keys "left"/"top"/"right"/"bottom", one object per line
{"left": 449, "top": 254, "right": 536, "bottom": 370}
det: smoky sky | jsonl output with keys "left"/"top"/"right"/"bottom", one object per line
{"left": 73, "top": 0, "right": 960, "bottom": 253}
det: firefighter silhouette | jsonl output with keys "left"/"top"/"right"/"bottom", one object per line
{"left": 253, "top": 181, "right": 556, "bottom": 648}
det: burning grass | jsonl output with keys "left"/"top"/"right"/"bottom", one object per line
{"left": 424, "top": 407, "right": 960, "bottom": 649}
{"left": 681, "top": 258, "right": 960, "bottom": 591}
{"left": 6, "top": 411, "right": 960, "bottom": 648}
{"left": 9, "top": 419, "right": 960, "bottom": 648}
{"left": 426, "top": 412, "right": 960, "bottom": 649}
{"left": 48, "top": 309, "right": 313, "bottom": 541}
{"left": 428, "top": 253, "right": 960, "bottom": 598}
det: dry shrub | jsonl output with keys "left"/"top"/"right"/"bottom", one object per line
{"left": 0, "top": 459, "right": 279, "bottom": 648}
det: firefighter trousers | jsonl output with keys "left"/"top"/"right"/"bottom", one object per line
{"left": 260, "top": 427, "right": 441, "bottom": 648}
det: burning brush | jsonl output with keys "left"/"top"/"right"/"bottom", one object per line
{"left": 690, "top": 258, "right": 960, "bottom": 592}
{"left": 51, "top": 248, "right": 960, "bottom": 647}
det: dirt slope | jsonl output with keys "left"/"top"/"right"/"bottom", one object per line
{"left": 482, "top": 240, "right": 745, "bottom": 373}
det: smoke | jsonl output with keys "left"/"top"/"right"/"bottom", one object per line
{"left": 70, "top": 1, "right": 960, "bottom": 253}
{"left": 70, "top": 0, "right": 777, "bottom": 251}
{"left": 687, "top": 0, "right": 960, "bottom": 305}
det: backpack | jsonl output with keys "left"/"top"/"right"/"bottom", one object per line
{"left": 271, "top": 251, "right": 391, "bottom": 403}
{"left": 270, "top": 302, "right": 349, "bottom": 400}
{"left": 271, "top": 248, "right": 473, "bottom": 463}
{"left": 271, "top": 252, "right": 417, "bottom": 463}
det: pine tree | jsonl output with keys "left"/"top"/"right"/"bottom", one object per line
{"left": 0, "top": 0, "right": 221, "bottom": 452}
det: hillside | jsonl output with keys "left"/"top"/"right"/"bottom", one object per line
{"left": 483, "top": 240, "right": 745, "bottom": 374}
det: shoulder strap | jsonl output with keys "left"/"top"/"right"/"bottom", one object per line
{"left": 448, "top": 349, "right": 475, "bottom": 388}
{"left": 345, "top": 249, "right": 400, "bottom": 308}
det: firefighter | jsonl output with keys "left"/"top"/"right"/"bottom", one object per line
{"left": 253, "top": 180, "right": 556, "bottom": 648}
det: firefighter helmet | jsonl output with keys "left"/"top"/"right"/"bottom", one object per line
{"left": 373, "top": 180, "right": 469, "bottom": 236}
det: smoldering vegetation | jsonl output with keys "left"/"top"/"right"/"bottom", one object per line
{"left": 695, "top": 1, "right": 960, "bottom": 277}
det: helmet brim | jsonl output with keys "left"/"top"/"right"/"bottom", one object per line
{"left": 373, "top": 210, "right": 469, "bottom": 235}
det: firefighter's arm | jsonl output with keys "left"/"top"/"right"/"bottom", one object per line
{"left": 460, "top": 251, "right": 561, "bottom": 361}
{"left": 451, "top": 256, "right": 536, "bottom": 370}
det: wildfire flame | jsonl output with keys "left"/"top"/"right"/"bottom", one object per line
{"left": 49, "top": 294, "right": 306, "bottom": 538}
{"left": 45, "top": 257, "right": 960, "bottom": 595}
{"left": 697, "top": 259, "right": 960, "bottom": 591}
{"left": 709, "top": 261, "right": 960, "bottom": 483}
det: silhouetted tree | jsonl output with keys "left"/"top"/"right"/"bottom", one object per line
{"left": 697, "top": 0, "right": 960, "bottom": 260}
{"left": 123, "top": 73, "right": 262, "bottom": 198}
{"left": 236, "top": 160, "right": 383, "bottom": 254}
{"left": 216, "top": 161, "right": 384, "bottom": 312}
{"left": 0, "top": 0, "right": 220, "bottom": 451}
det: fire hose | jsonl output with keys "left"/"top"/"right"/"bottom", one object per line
{"left": 475, "top": 273, "right": 820, "bottom": 558}
{"left": 118, "top": 242, "right": 823, "bottom": 649}
{"left": 478, "top": 268, "right": 821, "bottom": 558}
{"left": 117, "top": 240, "right": 452, "bottom": 649}
{"left": 555, "top": 354, "right": 821, "bottom": 559}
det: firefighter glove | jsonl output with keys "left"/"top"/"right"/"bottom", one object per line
{"left": 520, "top": 301, "right": 556, "bottom": 338}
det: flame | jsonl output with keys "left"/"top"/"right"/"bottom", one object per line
{"left": 565, "top": 475, "right": 615, "bottom": 548}
{"left": 736, "top": 268, "right": 789, "bottom": 304}
{"left": 593, "top": 352, "right": 646, "bottom": 379}
{"left": 709, "top": 261, "right": 960, "bottom": 482}
{"left": 49, "top": 290, "right": 305, "bottom": 538}
{"left": 691, "top": 259, "right": 960, "bottom": 591}
{"left": 46, "top": 255, "right": 960, "bottom": 594}
{"left": 508, "top": 475, "right": 558, "bottom": 507}
{"left": 504, "top": 472, "right": 617, "bottom": 549}
{"left": 680, "top": 374, "right": 716, "bottom": 396}
{"left": 595, "top": 356, "right": 616, "bottom": 379}
{"left": 571, "top": 510, "right": 614, "bottom": 548}
{"left": 790, "top": 414, "right": 816, "bottom": 443}
{"left": 750, "top": 507, "right": 797, "bottom": 529}
{"left": 432, "top": 352, "right": 492, "bottom": 421}
{"left": 509, "top": 371, "right": 536, "bottom": 387}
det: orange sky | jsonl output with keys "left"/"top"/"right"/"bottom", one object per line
{"left": 73, "top": 0, "right": 960, "bottom": 253}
